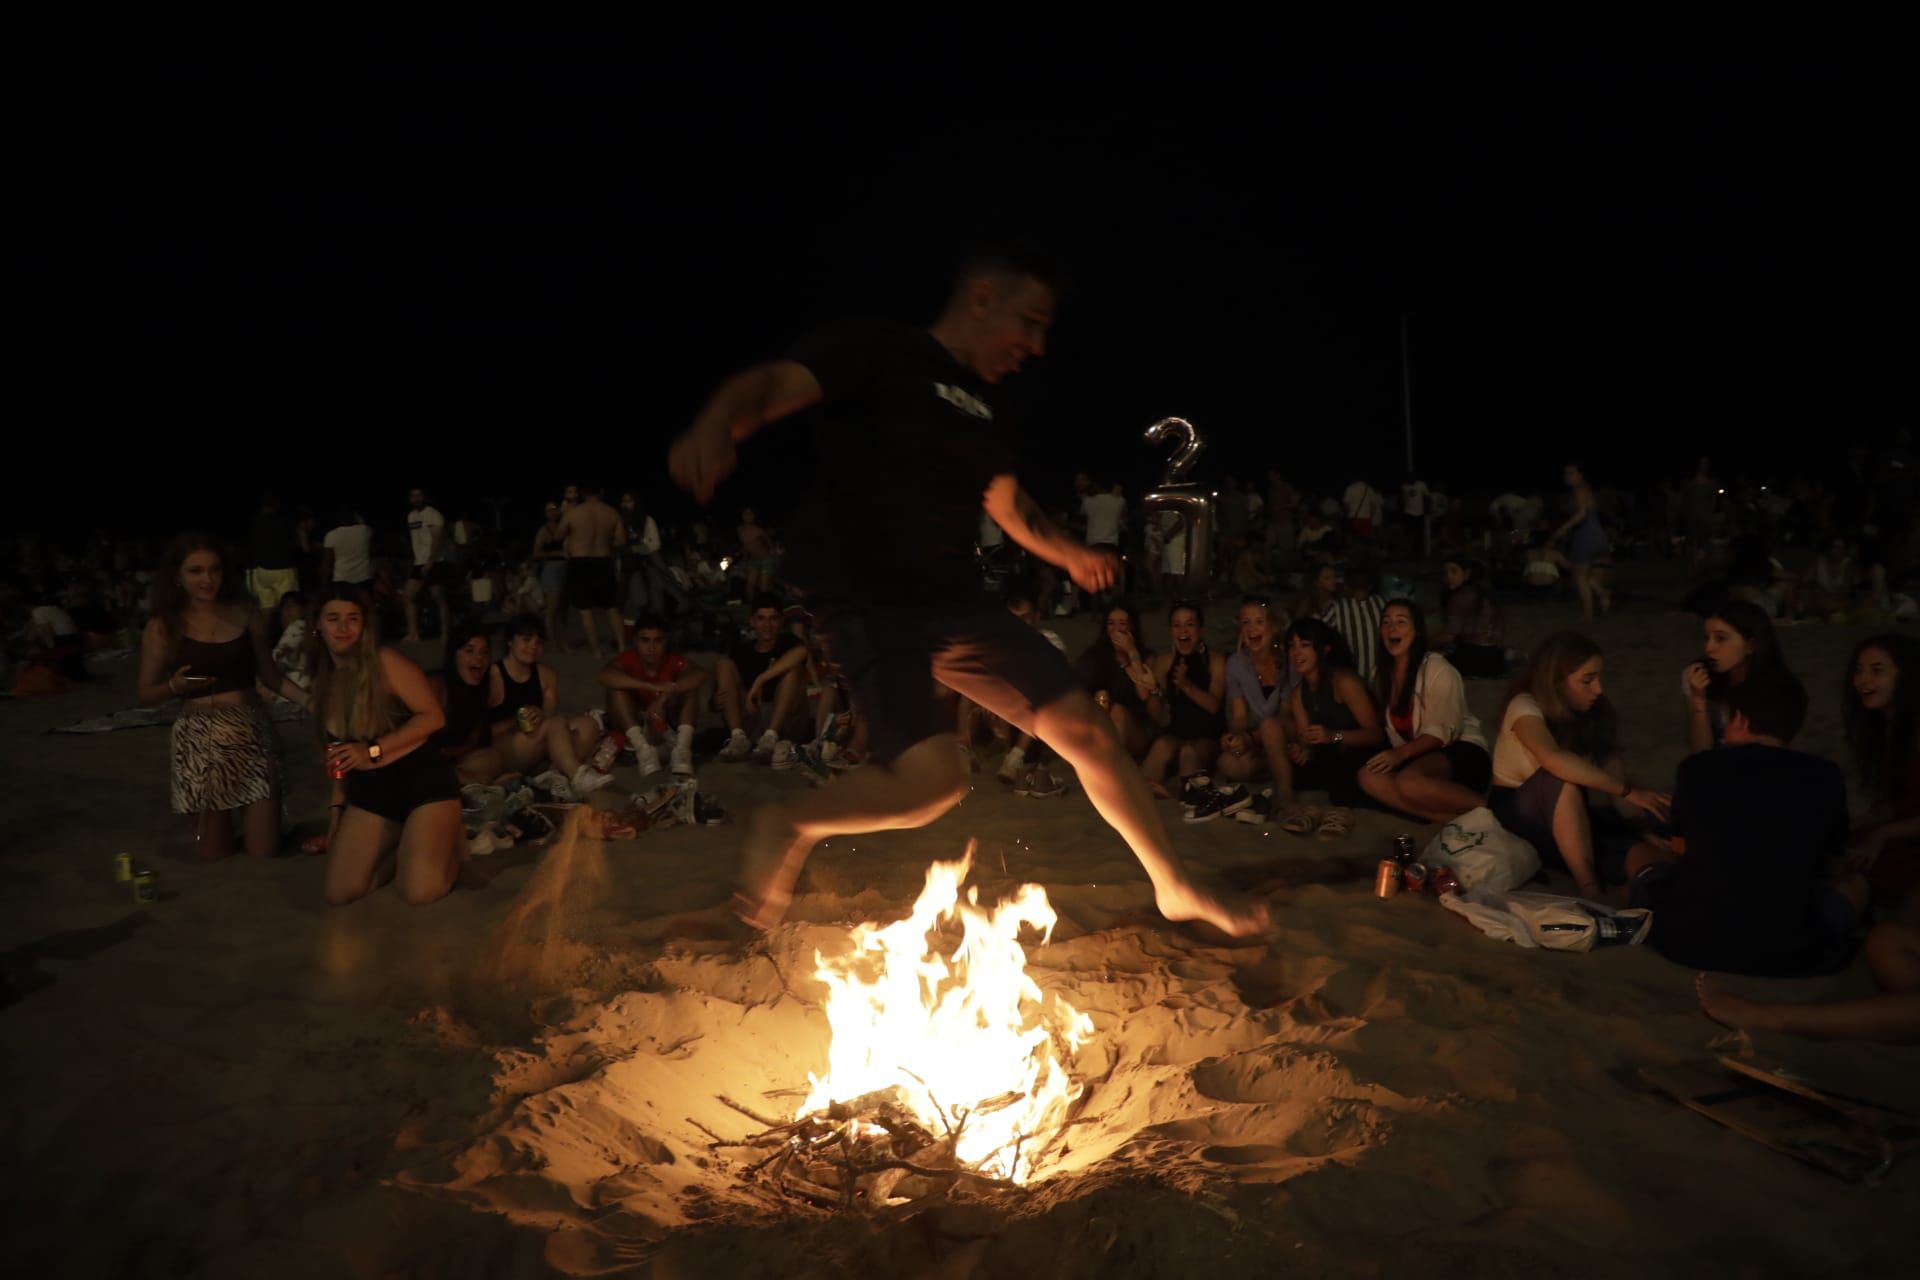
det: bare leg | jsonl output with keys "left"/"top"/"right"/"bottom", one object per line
{"left": 714, "top": 658, "right": 747, "bottom": 733}
{"left": 1550, "top": 779, "right": 1599, "bottom": 888}
{"left": 1696, "top": 940, "right": 1920, "bottom": 1045}
{"left": 1573, "top": 564, "right": 1596, "bottom": 622}
{"left": 455, "top": 747, "right": 505, "bottom": 785}
{"left": 543, "top": 714, "right": 601, "bottom": 777}
{"left": 1212, "top": 744, "right": 1266, "bottom": 786}
{"left": 1358, "top": 753, "right": 1484, "bottom": 824}
{"left": 1141, "top": 735, "right": 1179, "bottom": 795}
{"left": 579, "top": 607, "right": 604, "bottom": 661}
{"left": 605, "top": 687, "right": 641, "bottom": 734}
{"left": 544, "top": 583, "right": 567, "bottom": 652}
{"left": 767, "top": 665, "right": 806, "bottom": 737}
{"left": 403, "top": 579, "right": 423, "bottom": 642}
{"left": 1032, "top": 691, "right": 1269, "bottom": 936}
{"left": 734, "top": 735, "right": 970, "bottom": 928}
{"left": 325, "top": 807, "right": 402, "bottom": 905}
{"left": 1256, "top": 715, "right": 1293, "bottom": 804}
{"left": 393, "top": 799, "right": 463, "bottom": 905}
{"left": 239, "top": 790, "right": 280, "bottom": 858}
{"left": 194, "top": 810, "right": 236, "bottom": 860}
{"left": 431, "top": 585, "right": 450, "bottom": 637}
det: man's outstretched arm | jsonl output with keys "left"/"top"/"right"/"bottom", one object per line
{"left": 669, "top": 361, "right": 824, "bottom": 504}
{"left": 983, "top": 475, "right": 1117, "bottom": 593}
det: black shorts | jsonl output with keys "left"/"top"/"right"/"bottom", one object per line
{"left": 818, "top": 600, "right": 1082, "bottom": 767}
{"left": 345, "top": 752, "right": 460, "bottom": 824}
{"left": 567, "top": 557, "right": 616, "bottom": 608}
{"left": 1437, "top": 739, "right": 1493, "bottom": 794}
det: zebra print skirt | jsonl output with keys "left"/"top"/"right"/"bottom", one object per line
{"left": 170, "top": 705, "right": 278, "bottom": 815}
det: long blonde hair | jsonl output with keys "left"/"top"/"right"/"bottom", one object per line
{"left": 307, "top": 586, "right": 396, "bottom": 742}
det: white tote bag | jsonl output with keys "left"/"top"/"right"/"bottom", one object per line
{"left": 1423, "top": 806, "right": 1540, "bottom": 894}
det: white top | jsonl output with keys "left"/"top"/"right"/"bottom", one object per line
{"left": 1401, "top": 480, "right": 1430, "bottom": 517}
{"left": 323, "top": 523, "right": 375, "bottom": 583}
{"left": 1383, "top": 651, "right": 1486, "bottom": 751}
{"left": 635, "top": 515, "right": 662, "bottom": 557}
{"left": 1082, "top": 492, "right": 1126, "bottom": 546}
{"left": 32, "top": 604, "right": 77, "bottom": 637}
{"left": 407, "top": 506, "right": 445, "bottom": 567}
{"left": 1342, "top": 481, "right": 1383, "bottom": 522}
{"left": 1491, "top": 693, "right": 1546, "bottom": 788}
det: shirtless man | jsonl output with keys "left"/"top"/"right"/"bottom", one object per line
{"left": 560, "top": 483, "right": 625, "bottom": 660}
{"left": 668, "top": 247, "right": 1269, "bottom": 938}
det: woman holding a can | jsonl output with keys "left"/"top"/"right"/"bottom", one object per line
{"left": 488, "top": 614, "right": 616, "bottom": 795}
{"left": 311, "top": 585, "right": 463, "bottom": 906}
{"left": 137, "top": 532, "right": 310, "bottom": 859}
{"left": 1282, "top": 616, "right": 1383, "bottom": 830}
{"left": 1356, "top": 600, "right": 1492, "bottom": 824}
{"left": 1489, "top": 631, "right": 1672, "bottom": 899}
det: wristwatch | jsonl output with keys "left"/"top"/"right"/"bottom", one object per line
{"left": 1332, "top": 732, "right": 1344, "bottom": 746}
{"left": 367, "top": 742, "right": 383, "bottom": 763}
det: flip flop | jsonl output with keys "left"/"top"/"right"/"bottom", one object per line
{"left": 1315, "top": 807, "right": 1354, "bottom": 842}
{"left": 1280, "top": 804, "right": 1322, "bottom": 835}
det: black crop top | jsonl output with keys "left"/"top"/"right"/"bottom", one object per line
{"left": 175, "top": 631, "right": 257, "bottom": 696}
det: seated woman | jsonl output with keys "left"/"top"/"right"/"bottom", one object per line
{"left": 1433, "top": 556, "right": 1506, "bottom": 678}
{"left": 1075, "top": 602, "right": 1160, "bottom": 759}
{"left": 1488, "top": 632, "right": 1672, "bottom": 898}
{"left": 1681, "top": 600, "right": 1789, "bottom": 753}
{"left": 312, "top": 586, "right": 462, "bottom": 906}
{"left": 430, "top": 622, "right": 504, "bottom": 784}
{"left": 1206, "top": 598, "right": 1300, "bottom": 820}
{"left": 1357, "top": 600, "right": 1492, "bottom": 823}
{"left": 1282, "top": 617, "right": 1383, "bottom": 837}
{"left": 488, "top": 615, "right": 615, "bottom": 796}
{"left": 1844, "top": 634, "right": 1920, "bottom": 924}
{"left": 1801, "top": 537, "right": 1856, "bottom": 620}
{"left": 1140, "top": 600, "right": 1227, "bottom": 802}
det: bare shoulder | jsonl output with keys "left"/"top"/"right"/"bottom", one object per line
{"left": 379, "top": 645, "right": 427, "bottom": 685}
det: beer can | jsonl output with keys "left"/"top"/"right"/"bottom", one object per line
{"left": 1393, "top": 835, "right": 1417, "bottom": 866}
{"left": 1430, "top": 866, "right": 1460, "bottom": 896}
{"left": 114, "top": 851, "right": 134, "bottom": 883}
{"left": 516, "top": 705, "right": 539, "bottom": 734}
{"left": 1374, "top": 858, "right": 1402, "bottom": 898}
{"left": 133, "top": 869, "right": 157, "bottom": 904}
{"left": 1402, "top": 862, "right": 1429, "bottom": 894}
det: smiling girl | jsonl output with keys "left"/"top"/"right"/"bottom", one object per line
{"left": 1355, "top": 599, "right": 1491, "bottom": 823}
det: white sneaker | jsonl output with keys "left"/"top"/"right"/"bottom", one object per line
{"left": 625, "top": 725, "right": 649, "bottom": 754}
{"left": 718, "top": 730, "right": 752, "bottom": 763}
{"left": 531, "top": 770, "right": 576, "bottom": 802}
{"left": 752, "top": 731, "right": 780, "bottom": 765}
{"left": 815, "top": 740, "right": 841, "bottom": 765}
{"left": 587, "top": 708, "right": 608, "bottom": 732}
{"left": 570, "top": 764, "right": 616, "bottom": 796}
{"left": 669, "top": 744, "right": 694, "bottom": 776}
{"left": 634, "top": 741, "right": 663, "bottom": 776}
{"left": 771, "top": 740, "right": 797, "bottom": 771}
{"left": 997, "top": 747, "right": 1026, "bottom": 785}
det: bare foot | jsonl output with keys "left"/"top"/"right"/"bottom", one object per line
{"left": 733, "top": 804, "right": 813, "bottom": 930}
{"left": 1155, "top": 879, "right": 1272, "bottom": 938}
{"left": 1696, "top": 973, "right": 1777, "bottom": 1032}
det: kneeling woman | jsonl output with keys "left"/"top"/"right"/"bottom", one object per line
{"left": 314, "top": 586, "right": 463, "bottom": 906}
{"left": 1357, "top": 600, "right": 1492, "bottom": 823}
{"left": 1489, "top": 632, "right": 1672, "bottom": 898}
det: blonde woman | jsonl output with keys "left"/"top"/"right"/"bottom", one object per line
{"left": 137, "top": 533, "right": 308, "bottom": 859}
{"left": 311, "top": 585, "right": 462, "bottom": 905}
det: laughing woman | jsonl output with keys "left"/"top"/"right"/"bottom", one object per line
{"left": 311, "top": 586, "right": 463, "bottom": 906}
{"left": 138, "top": 533, "right": 309, "bottom": 859}
{"left": 1356, "top": 599, "right": 1492, "bottom": 823}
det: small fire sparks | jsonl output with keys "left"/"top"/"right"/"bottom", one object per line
{"left": 799, "top": 842, "right": 1092, "bottom": 1184}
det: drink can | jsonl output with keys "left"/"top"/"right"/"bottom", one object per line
{"left": 516, "top": 705, "right": 539, "bottom": 735}
{"left": 1393, "top": 835, "right": 1417, "bottom": 866}
{"left": 1374, "top": 858, "right": 1402, "bottom": 898}
{"left": 133, "top": 869, "right": 157, "bottom": 904}
{"left": 1402, "top": 862, "right": 1429, "bottom": 894}
{"left": 1430, "top": 866, "right": 1460, "bottom": 896}
{"left": 114, "top": 851, "right": 134, "bottom": 883}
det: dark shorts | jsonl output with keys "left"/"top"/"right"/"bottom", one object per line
{"left": 817, "top": 600, "right": 1083, "bottom": 767}
{"left": 1293, "top": 745, "right": 1369, "bottom": 807}
{"left": 1631, "top": 864, "right": 1859, "bottom": 975}
{"left": 567, "top": 557, "right": 616, "bottom": 609}
{"left": 1491, "top": 770, "right": 1643, "bottom": 885}
{"left": 1436, "top": 739, "right": 1493, "bottom": 794}
{"left": 345, "top": 751, "right": 460, "bottom": 824}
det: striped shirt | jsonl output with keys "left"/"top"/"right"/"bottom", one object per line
{"left": 1320, "top": 594, "right": 1386, "bottom": 686}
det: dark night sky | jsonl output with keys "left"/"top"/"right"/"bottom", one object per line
{"left": 17, "top": 20, "right": 1897, "bottom": 543}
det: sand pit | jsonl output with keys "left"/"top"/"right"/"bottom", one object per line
{"left": 3, "top": 582, "right": 1916, "bottom": 1276}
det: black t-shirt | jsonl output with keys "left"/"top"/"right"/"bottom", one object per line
{"left": 782, "top": 319, "right": 1017, "bottom": 604}
{"left": 731, "top": 632, "right": 802, "bottom": 687}
{"left": 1645, "top": 744, "right": 1849, "bottom": 976}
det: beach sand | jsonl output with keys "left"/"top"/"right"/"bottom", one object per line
{"left": 3, "top": 581, "right": 1915, "bottom": 1277}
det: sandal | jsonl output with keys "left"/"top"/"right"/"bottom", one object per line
{"left": 1279, "top": 804, "right": 1322, "bottom": 835}
{"left": 1315, "top": 807, "right": 1354, "bottom": 842}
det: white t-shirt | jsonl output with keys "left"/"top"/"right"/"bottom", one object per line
{"left": 406, "top": 506, "right": 445, "bottom": 568}
{"left": 323, "top": 523, "right": 375, "bottom": 584}
{"left": 1342, "top": 481, "right": 1383, "bottom": 522}
{"left": 1401, "top": 480, "right": 1430, "bottom": 517}
{"left": 32, "top": 605, "right": 77, "bottom": 637}
{"left": 1491, "top": 693, "right": 1547, "bottom": 788}
{"left": 1082, "top": 492, "right": 1126, "bottom": 547}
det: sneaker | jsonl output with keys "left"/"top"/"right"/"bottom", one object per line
{"left": 1233, "top": 788, "right": 1276, "bottom": 825}
{"left": 669, "top": 743, "right": 694, "bottom": 776}
{"left": 570, "top": 764, "right": 616, "bottom": 796}
{"left": 814, "top": 739, "right": 841, "bottom": 765}
{"left": 1594, "top": 908, "right": 1652, "bottom": 947}
{"left": 1178, "top": 773, "right": 1215, "bottom": 812}
{"left": 1184, "top": 790, "right": 1229, "bottom": 823}
{"left": 467, "top": 826, "right": 503, "bottom": 858}
{"left": 718, "top": 729, "right": 753, "bottom": 763}
{"left": 827, "top": 748, "right": 864, "bottom": 771}
{"left": 751, "top": 731, "right": 780, "bottom": 765}
{"left": 587, "top": 708, "right": 608, "bottom": 733}
{"left": 1024, "top": 765, "right": 1067, "bottom": 798}
{"left": 793, "top": 744, "right": 833, "bottom": 787}
{"left": 589, "top": 732, "right": 622, "bottom": 774}
{"left": 692, "top": 791, "right": 729, "bottom": 825}
{"left": 771, "top": 740, "right": 798, "bottom": 771}
{"left": 634, "top": 740, "right": 663, "bottom": 776}
{"left": 530, "top": 770, "right": 576, "bottom": 802}
{"left": 997, "top": 747, "right": 1028, "bottom": 785}
{"left": 1213, "top": 783, "right": 1254, "bottom": 817}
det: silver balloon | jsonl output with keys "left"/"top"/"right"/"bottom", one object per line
{"left": 1141, "top": 416, "right": 1213, "bottom": 589}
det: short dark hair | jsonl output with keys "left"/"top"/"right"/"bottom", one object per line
{"left": 1727, "top": 672, "right": 1809, "bottom": 743}
{"left": 631, "top": 612, "right": 668, "bottom": 636}
{"left": 750, "top": 593, "right": 784, "bottom": 615}
{"left": 506, "top": 614, "right": 546, "bottom": 641}
{"left": 950, "top": 243, "right": 1069, "bottom": 300}
{"left": 1004, "top": 586, "right": 1036, "bottom": 611}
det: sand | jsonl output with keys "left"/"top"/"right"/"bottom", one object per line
{"left": 2, "top": 575, "right": 1915, "bottom": 1278}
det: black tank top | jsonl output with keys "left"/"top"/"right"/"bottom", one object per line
{"left": 436, "top": 671, "right": 492, "bottom": 748}
{"left": 1167, "top": 648, "right": 1222, "bottom": 739}
{"left": 1300, "top": 676, "right": 1361, "bottom": 733}
{"left": 175, "top": 630, "right": 257, "bottom": 696}
{"left": 492, "top": 659, "right": 545, "bottom": 722}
